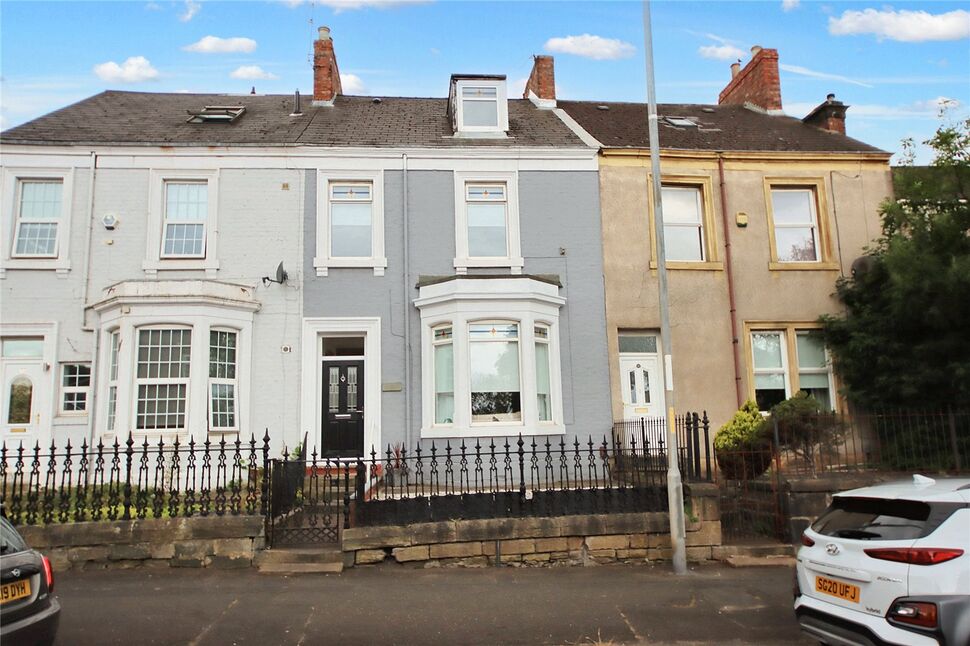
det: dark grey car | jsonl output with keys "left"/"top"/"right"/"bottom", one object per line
{"left": 0, "top": 515, "right": 60, "bottom": 646}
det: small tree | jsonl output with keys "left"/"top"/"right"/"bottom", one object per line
{"left": 769, "top": 392, "right": 841, "bottom": 477}
{"left": 714, "top": 400, "right": 772, "bottom": 479}
{"left": 820, "top": 115, "right": 970, "bottom": 410}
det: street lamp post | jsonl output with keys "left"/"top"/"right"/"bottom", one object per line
{"left": 642, "top": 0, "right": 688, "bottom": 575}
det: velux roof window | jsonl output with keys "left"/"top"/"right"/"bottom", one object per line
{"left": 186, "top": 106, "right": 246, "bottom": 124}
{"left": 664, "top": 116, "right": 698, "bottom": 128}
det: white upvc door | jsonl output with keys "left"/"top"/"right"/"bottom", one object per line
{"left": 619, "top": 354, "right": 664, "bottom": 420}
{"left": 1, "top": 361, "right": 49, "bottom": 441}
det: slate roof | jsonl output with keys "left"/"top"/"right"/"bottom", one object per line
{"left": 557, "top": 101, "right": 888, "bottom": 154}
{"left": 0, "top": 91, "right": 588, "bottom": 148}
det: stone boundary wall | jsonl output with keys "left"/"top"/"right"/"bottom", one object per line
{"left": 16, "top": 516, "right": 265, "bottom": 571}
{"left": 343, "top": 484, "right": 721, "bottom": 568}
{"left": 783, "top": 473, "right": 896, "bottom": 541}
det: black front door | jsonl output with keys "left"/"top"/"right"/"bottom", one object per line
{"left": 322, "top": 360, "right": 364, "bottom": 458}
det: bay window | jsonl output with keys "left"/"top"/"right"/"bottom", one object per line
{"left": 208, "top": 329, "right": 238, "bottom": 431}
{"left": 135, "top": 328, "right": 192, "bottom": 431}
{"left": 417, "top": 277, "right": 564, "bottom": 437}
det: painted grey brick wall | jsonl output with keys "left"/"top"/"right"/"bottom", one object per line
{"left": 302, "top": 168, "right": 611, "bottom": 451}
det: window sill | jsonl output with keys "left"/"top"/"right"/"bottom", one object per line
{"left": 421, "top": 423, "right": 565, "bottom": 439}
{"left": 314, "top": 256, "right": 387, "bottom": 277}
{"left": 53, "top": 414, "right": 88, "bottom": 426}
{"left": 143, "top": 258, "right": 220, "bottom": 277}
{"left": 649, "top": 261, "right": 724, "bottom": 271}
{"left": 454, "top": 257, "right": 524, "bottom": 275}
{"left": 768, "top": 261, "right": 840, "bottom": 272}
{"left": 0, "top": 258, "right": 71, "bottom": 278}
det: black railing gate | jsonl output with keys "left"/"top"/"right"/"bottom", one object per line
{"left": 265, "top": 454, "right": 347, "bottom": 547}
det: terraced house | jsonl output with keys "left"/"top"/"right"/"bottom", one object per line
{"left": 557, "top": 46, "right": 893, "bottom": 433}
{"left": 0, "top": 28, "right": 612, "bottom": 458}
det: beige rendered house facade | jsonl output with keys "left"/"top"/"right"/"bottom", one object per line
{"left": 558, "top": 47, "right": 894, "bottom": 432}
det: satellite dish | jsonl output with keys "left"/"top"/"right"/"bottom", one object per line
{"left": 850, "top": 256, "right": 876, "bottom": 279}
{"left": 261, "top": 261, "right": 289, "bottom": 286}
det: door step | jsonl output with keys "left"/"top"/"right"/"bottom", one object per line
{"left": 713, "top": 543, "right": 795, "bottom": 560}
{"left": 255, "top": 547, "right": 344, "bottom": 574}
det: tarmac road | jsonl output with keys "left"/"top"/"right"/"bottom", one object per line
{"left": 51, "top": 562, "right": 812, "bottom": 645}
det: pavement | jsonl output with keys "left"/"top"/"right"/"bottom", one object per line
{"left": 52, "top": 562, "right": 812, "bottom": 645}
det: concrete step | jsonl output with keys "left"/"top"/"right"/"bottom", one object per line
{"left": 713, "top": 543, "right": 794, "bottom": 560}
{"left": 256, "top": 547, "right": 344, "bottom": 565}
{"left": 257, "top": 562, "right": 343, "bottom": 574}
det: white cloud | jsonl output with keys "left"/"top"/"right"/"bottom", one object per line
{"left": 340, "top": 73, "right": 365, "bottom": 94}
{"left": 786, "top": 97, "right": 963, "bottom": 120}
{"left": 829, "top": 8, "right": 970, "bottom": 42}
{"left": 179, "top": 0, "right": 201, "bottom": 22}
{"left": 544, "top": 34, "right": 635, "bottom": 60}
{"left": 698, "top": 44, "right": 746, "bottom": 61}
{"left": 230, "top": 66, "right": 278, "bottom": 81}
{"left": 284, "top": 0, "right": 429, "bottom": 12}
{"left": 144, "top": 2, "right": 161, "bottom": 10}
{"left": 184, "top": 36, "right": 258, "bottom": 54}
{"left": 780, "top": 63, "right": 873, "bottom": 88}
{"left": 781, "top": 0, "right": 800, "bottom": 11}
{"left": 93, "top": 56, "right": 159, "bottom": 83}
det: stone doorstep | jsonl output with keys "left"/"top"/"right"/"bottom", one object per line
{"left": 255, "top": 547, "right": 344, "bottom": 565}
{"left": 725, "top": 555, "right": 796, "bottom": 568}
{"left": 257, "top": 562, "right": 343, "bottom": 574}
{"left": 713, "top": 544, "right": 795, "bottom": 560}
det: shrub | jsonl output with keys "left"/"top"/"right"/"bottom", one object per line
{"left": 769, "top": 391, "right": 842, "bottom": 477}
{"left": 714, "top": 400, "right": 772, "bottom": 479}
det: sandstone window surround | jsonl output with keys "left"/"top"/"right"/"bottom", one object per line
{"left": 0, "top": 168, "right": 75, "bottom": 277}
{"left": 744, "top": 322, "right": 835, "bottom": 412}
{"left": 314, "top": 171, "right": 387, "bottom": 277}
{"left": 646, "top": 174, "right": 723, "bottom": 271}
{"left": 143, "top": 169, "right": 220, "bottom": 277}
{"left": 763, "top": 177, "right": 839, "bottom": 271}
{"left": 416, "top": 277, "right": 564, "bottom": 438}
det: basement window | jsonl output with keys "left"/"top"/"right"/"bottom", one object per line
{"left": 186, "top": 106, "right": 246, "bottom": 123}
{"left": 664, "top": 116, "right": 698, "bottom": 128}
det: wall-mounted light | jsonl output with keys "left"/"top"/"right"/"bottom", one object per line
{"left": 102, "top": 213, "right": 120, "bottom": 230}
{"left": 262, "top": 261, "right": 289, "bottom": 286}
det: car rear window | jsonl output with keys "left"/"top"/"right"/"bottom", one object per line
{"left": 812, "top": 496, "right": 965, "bottom": 541}
{"left": 0, "top": 517, "right": 29, "bottom": 554}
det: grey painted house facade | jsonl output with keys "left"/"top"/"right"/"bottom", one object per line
{"left": 0, "top": 28, "right": 613, "bottom": 458}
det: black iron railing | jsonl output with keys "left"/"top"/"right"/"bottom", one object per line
{"left": 0, "top": 431, "right": 271, "bottom": 525}
{"left": 611, "top": 411, "right": 712, "bottom": 482}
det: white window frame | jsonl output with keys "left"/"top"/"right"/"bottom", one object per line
{"left": 454, "top": 79, "right": 509, "bottom": 135}
{"left": 534, "top": 324, "right": 554, "bottom": 424}
{"left": 750, "top": 330, "right": 790, "bottom": 409}
{"left": 160, "top": 181, "right": 208, "bottom": 260}
{"left": 746, "top": 324, "right": 838, "bottom": 412}
{"left": 106, "top": 330, "right": 120, "bottom": 432}
{"left": 144, "top": 169, "right": 220, "bottom": 276}
{"left": 432, "top": 324, "right": 455, "bottom": 425}
{"left": 661, "top": 185, "right": 706, "bottom": 262}
{"left": 0, "top": 168, "right": 74, "bottom": 276}
{"left": 59, "top": 362, "right": 91, "bottom": 416}
{"left": 208, "top": 328, "right": 240, "bottom": 432}
{"left": 416, "top": 277, "right": 565, "bottom": 438}
{"left": 453, "top": 171, "right": 523, "bottom": 274}
{"left": 769, "top": 187, "right": 821, "bottom": 263}
{"left": 93, "top": 285, "right": 256, "bottom": 440}
{"left": 314, "top": 171, "right": 386, "bottom": 277}
{"left": 794, "top": 330, "right": 836, "bottom": 411}
{"left": 133, "top": 326, "right": 193, "bottom": 434}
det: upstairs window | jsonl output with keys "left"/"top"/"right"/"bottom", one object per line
{"left": 162, "top": 182, "right": 208, "bottom": 258}
{"left": 765, "top": 179, "right": 834, "bottom": 269}
{"left": 453, "top": 172, "right": 522, "bottom": 274}
{"left": 13, "top": 180, "right": 63, "bottom": 258}
{"left": 329, "top": 182, "right": 373, "bottom": 258}
{"left": 466, "top": 183, "right": 508, "bottom": 257}
{"left": 661, "top": 185, "right": 705, "bottom": 262}
{"left": 452, "top": 78, "right": 509, "bottom": 135}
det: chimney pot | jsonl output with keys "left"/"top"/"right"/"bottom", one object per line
{"left": 827, "top": 93, "right": 835, "bottom": 102}
{"left": 318, "top": 26, "right": 331, "bottom": 40}
{"left": 750, "top": 45, "right": 762, "bottom": 55}
{"left": 730, "top": 62, "right": 741, "bottom": 78}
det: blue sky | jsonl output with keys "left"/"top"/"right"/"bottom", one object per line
{"left": 2, "top": 1, "right": 968, "bottom": 162}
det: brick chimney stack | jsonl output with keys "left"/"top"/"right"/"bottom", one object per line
{"left": 313, "top": 26, "right": 342, "bottom": 105}
{"left": 802, "top": 93, "right": 848, "bottom": 135}
{"left": 718, "top": 45, "right": 782, "bottom": 113}
{"left": 523, "top": 55, "right": 556, "bottom": 101}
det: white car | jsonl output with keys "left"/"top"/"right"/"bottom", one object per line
{"left": 794, "top": 475, "right": 970, "bottom": 646}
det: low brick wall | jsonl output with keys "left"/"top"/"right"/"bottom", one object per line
{"left": 343, "top": 484, "right": 721, "bottom": 568}
{"left": 16, "top": 516, "right": 265, "bottom": 571}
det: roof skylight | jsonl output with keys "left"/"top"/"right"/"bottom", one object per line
{"left": 664, "top": 116, "right": 698, "bottom": 128}
{"left": 186, "top": 106, "right": 246, "bottom": 123}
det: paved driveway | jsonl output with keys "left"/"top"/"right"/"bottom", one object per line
{"left": 53, "top": 562, "right": 811, "bottom": 645}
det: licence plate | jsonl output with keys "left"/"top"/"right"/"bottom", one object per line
{"left": 815, "top": 575, "right": 860, "bottom": 603}
{"left": 0, "top": 578, "right": 31, "bottom": 604}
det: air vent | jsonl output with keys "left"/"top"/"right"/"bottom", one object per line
{"left": 186, "top": 106, "right": 246, "bottom": 123}
{"left": 596, "top": 105, "right": 609, "bottom": 111}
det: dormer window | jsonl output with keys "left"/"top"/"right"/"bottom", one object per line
{"left": 451, "top": 76, "right": 508, "bottom": 136}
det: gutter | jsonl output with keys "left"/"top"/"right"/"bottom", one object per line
{"left": 717, "top": 154, "right": 744, "bottom": 409}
